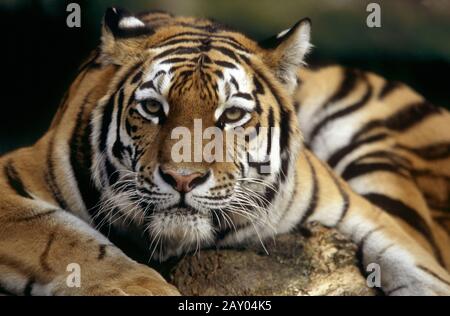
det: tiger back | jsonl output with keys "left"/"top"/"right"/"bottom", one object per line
{"left": 295, "top": 65, "right": 450, "bottom": 263}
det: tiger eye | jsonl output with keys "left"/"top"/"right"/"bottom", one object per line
{"left": 223, "top": 107, "right": 245, "bottom": 123}
{"left": 142, "top": 99, "right": 162, "bottom": 115}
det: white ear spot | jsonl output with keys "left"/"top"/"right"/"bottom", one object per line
{"left": 119, "top": 17, "right": 145, "bottom": 29}
{"left": 277, "top": 28, "right": 290, "bottom": 39}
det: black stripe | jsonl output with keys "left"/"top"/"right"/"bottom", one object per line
{"left": 213, "top": 70, "right": 224, "bottom": 79}
{"left": 46, "top": 138, "right": 71, "bottom": 211}
{"left": 98, "top": 94, "right": 116, "bottom": 157}
{"left": 131, "top": 69, "right": 143, "bottom": 84}
{"left": 4, "top": 160, "right": 32, "bottom": 199}
{"left": 278, "top": 106, "right": 292, "bottom": 153}
{"left": 279, "top": 156, "right": 290, "bottom": 183}
{"left": 327, "top": 133, "right": 388, "bottom": 168}
{"left": 77, "top": 48, "right": 100, "bottom": 73}
{"left": 98, "top": 244, "right": 108, "bottom": 260}
{"left": 356, "top": 227, "right": 383, "bottom": 270}
{"left": 325, "top": 68, "right": 359, "bottom": 106}
{"left": 375, "top": 243, "right": 395, "bottom": 263}
{"left": 140, "top": 80, "right": 156, "bottom": 90}
{"left": 416, "top": 265, "right": 450, "bottom": 286}
{"left": 351, "top": 101, "right": 441, "bottom": 142}
{"left": 23, "top": 278, "right": 34, "bottom": 296}
{"left": 322, "top": 162, "right": 350, "bottom": 226}
{"left": 277, "top": 170, "right": 298, "bottom": 225}
{"left": 160, "top": 57, "right": 190, "bottom": 64}
{"left": 397, "top": 142, "right": 450, "bottom": 161}
{"left": 285, "top": 172, "right": 297, "bottom": 211}
{"left": 350, "top": 149, "right": 412, "bottom": 167}
{"left": 411, "top": 168, "right": 450, "bottom": 183}
{"left": 13, "top": 210, "right": 57, "bottom": 223}
{"left": 309, "top": 82, "right": 372, "bottom": 143}
{"left": 378, "top": 80, "right": 402, "bottom": 100}
{"left": 251, "top": 76, "right": 263, "bottom": 114}
{"left": 381, "top": 100, "right": 441, "bottom": 130}
{"left": 233, "top": 92, "right": 252, "bottom": 100}
{"left": 363, "top": 193, "right": 444, "bottom": 265}
{"left": 252, "top": 75, "right": 264, "bottom": 94}
{"left": 211, "top": 209, "right": 226, "bottom": 234}
{"left": 264, "top": 178, "right": 280, "bottom": 205}
{"left": 39, "top": 232, "right": 55, "bottom": 272}
{"left": 50, "top": 89, "right": 70, "bottom": 129}
{"left": 69, "top": 95, "right": 103, "bottom": 219}
{"left": 214, "top": 218, "right": 252, "bottom": 243}
{"left": 342, "top": 162, "right": 410, "bottom": 181}
{"left": 385, "top": 285, "right": 407, "bottom": 295}
{"left": 213, "top": 60, "right": 237, "bottom": 69}
{"left": 153, "top": 70, "right": 167, "bottom": 80}
{"left": 299, "top": 154, "right": 319, "bottom": 224}
{"left": 266, "top": 108, "right": 274, "bottom": 157}
{"left": 105, "top": 158, "right": 119, "bottom": 186}
{"left": 112, "top": 90, "right": 125, "bottom": 161}
{"left": 212, "top": 45, "right": 240, "bottom": 63}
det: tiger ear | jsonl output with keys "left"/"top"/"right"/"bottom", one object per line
{"left": 259, "top": 18, "right": 312, "bottom": 92}
{"left": 100, "top": 7, "right": 153, "bottom": 65}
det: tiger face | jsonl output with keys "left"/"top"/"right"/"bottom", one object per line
{"left": 91, "top": 8, "right": 311, "bottom": 260}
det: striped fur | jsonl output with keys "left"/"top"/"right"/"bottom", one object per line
{"left": 0, "top": 8, "right": 448, "bottom": 295}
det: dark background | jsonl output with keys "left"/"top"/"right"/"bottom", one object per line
{"left": 1, "top": 0, "right": 449, "bottom": 154}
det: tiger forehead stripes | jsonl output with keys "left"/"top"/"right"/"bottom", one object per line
{"left": 0, "top": 7, "right": 449, "bottom": 296}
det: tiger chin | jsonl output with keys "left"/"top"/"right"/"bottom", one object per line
{"left": 0, "top": 7, "right": 449, "bottom": 296}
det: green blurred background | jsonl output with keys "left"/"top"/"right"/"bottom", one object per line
{"left": 1, "top": 0, "right": 449, "bottom": 154}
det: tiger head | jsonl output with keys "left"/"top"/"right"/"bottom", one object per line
{"left": 90, "top": 8, "right": 311, "bottom": 260}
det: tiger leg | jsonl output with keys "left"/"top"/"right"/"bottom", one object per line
{"left": 410, "top": 163, "right": 450, "bottom": 237}
{"left": 288, "top": 150, "right": 450, "bottom": 295}
{"left": 337, "top": 151, "right": 450, "bottom": 270}
{"left": 0, "top": 193, "right": 179, "bottom": 295}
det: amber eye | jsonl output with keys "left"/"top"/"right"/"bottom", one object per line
{"left": 221, "top": 107, "right": 246, "bottom": 123}
{"left": 141, "top": 99, "right": 163, "bottom": 115}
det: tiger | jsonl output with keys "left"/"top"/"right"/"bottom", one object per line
{"left": 0, "top": 7, "right": 449, "bottom": 296}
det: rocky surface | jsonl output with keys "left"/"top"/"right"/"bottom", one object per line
{"left": 170, "top": 223, "right": 378, "bottom": 296}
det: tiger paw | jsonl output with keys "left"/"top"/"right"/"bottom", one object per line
{"left": 86, "top": 266, "right": 181, "bottom": 296}
{"left": 384, "top": 265, "right": 450, "bottom": 296}
{"left": 86, "top": 280, "right": 180, "bottom": 296}
{"left": 57, "top": 262, "right": 180, "bottom": 296}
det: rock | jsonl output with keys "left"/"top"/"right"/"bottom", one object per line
{"left": 170, "top": 223, "right": 378, "bottom": 296}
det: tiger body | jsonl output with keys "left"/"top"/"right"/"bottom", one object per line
{"left": 0, "top": 9, "right": 449, "bottom": 296}
{"left": 296, "top": 66, "right": 450, "bottom": 268}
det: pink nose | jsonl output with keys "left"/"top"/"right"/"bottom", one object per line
{"left": 159, "top": 168, "right": 210, "bottom": 192}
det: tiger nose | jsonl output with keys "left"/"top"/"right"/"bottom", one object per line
{"left": 158, "top": 167, "right": 210, "bottom": 193}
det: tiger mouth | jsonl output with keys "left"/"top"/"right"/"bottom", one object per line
{"left": 162, "top": 206, "right": 200, "bottom": 215}
{"left": 151, "top": 195, "right": 222, "bottom": 216}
